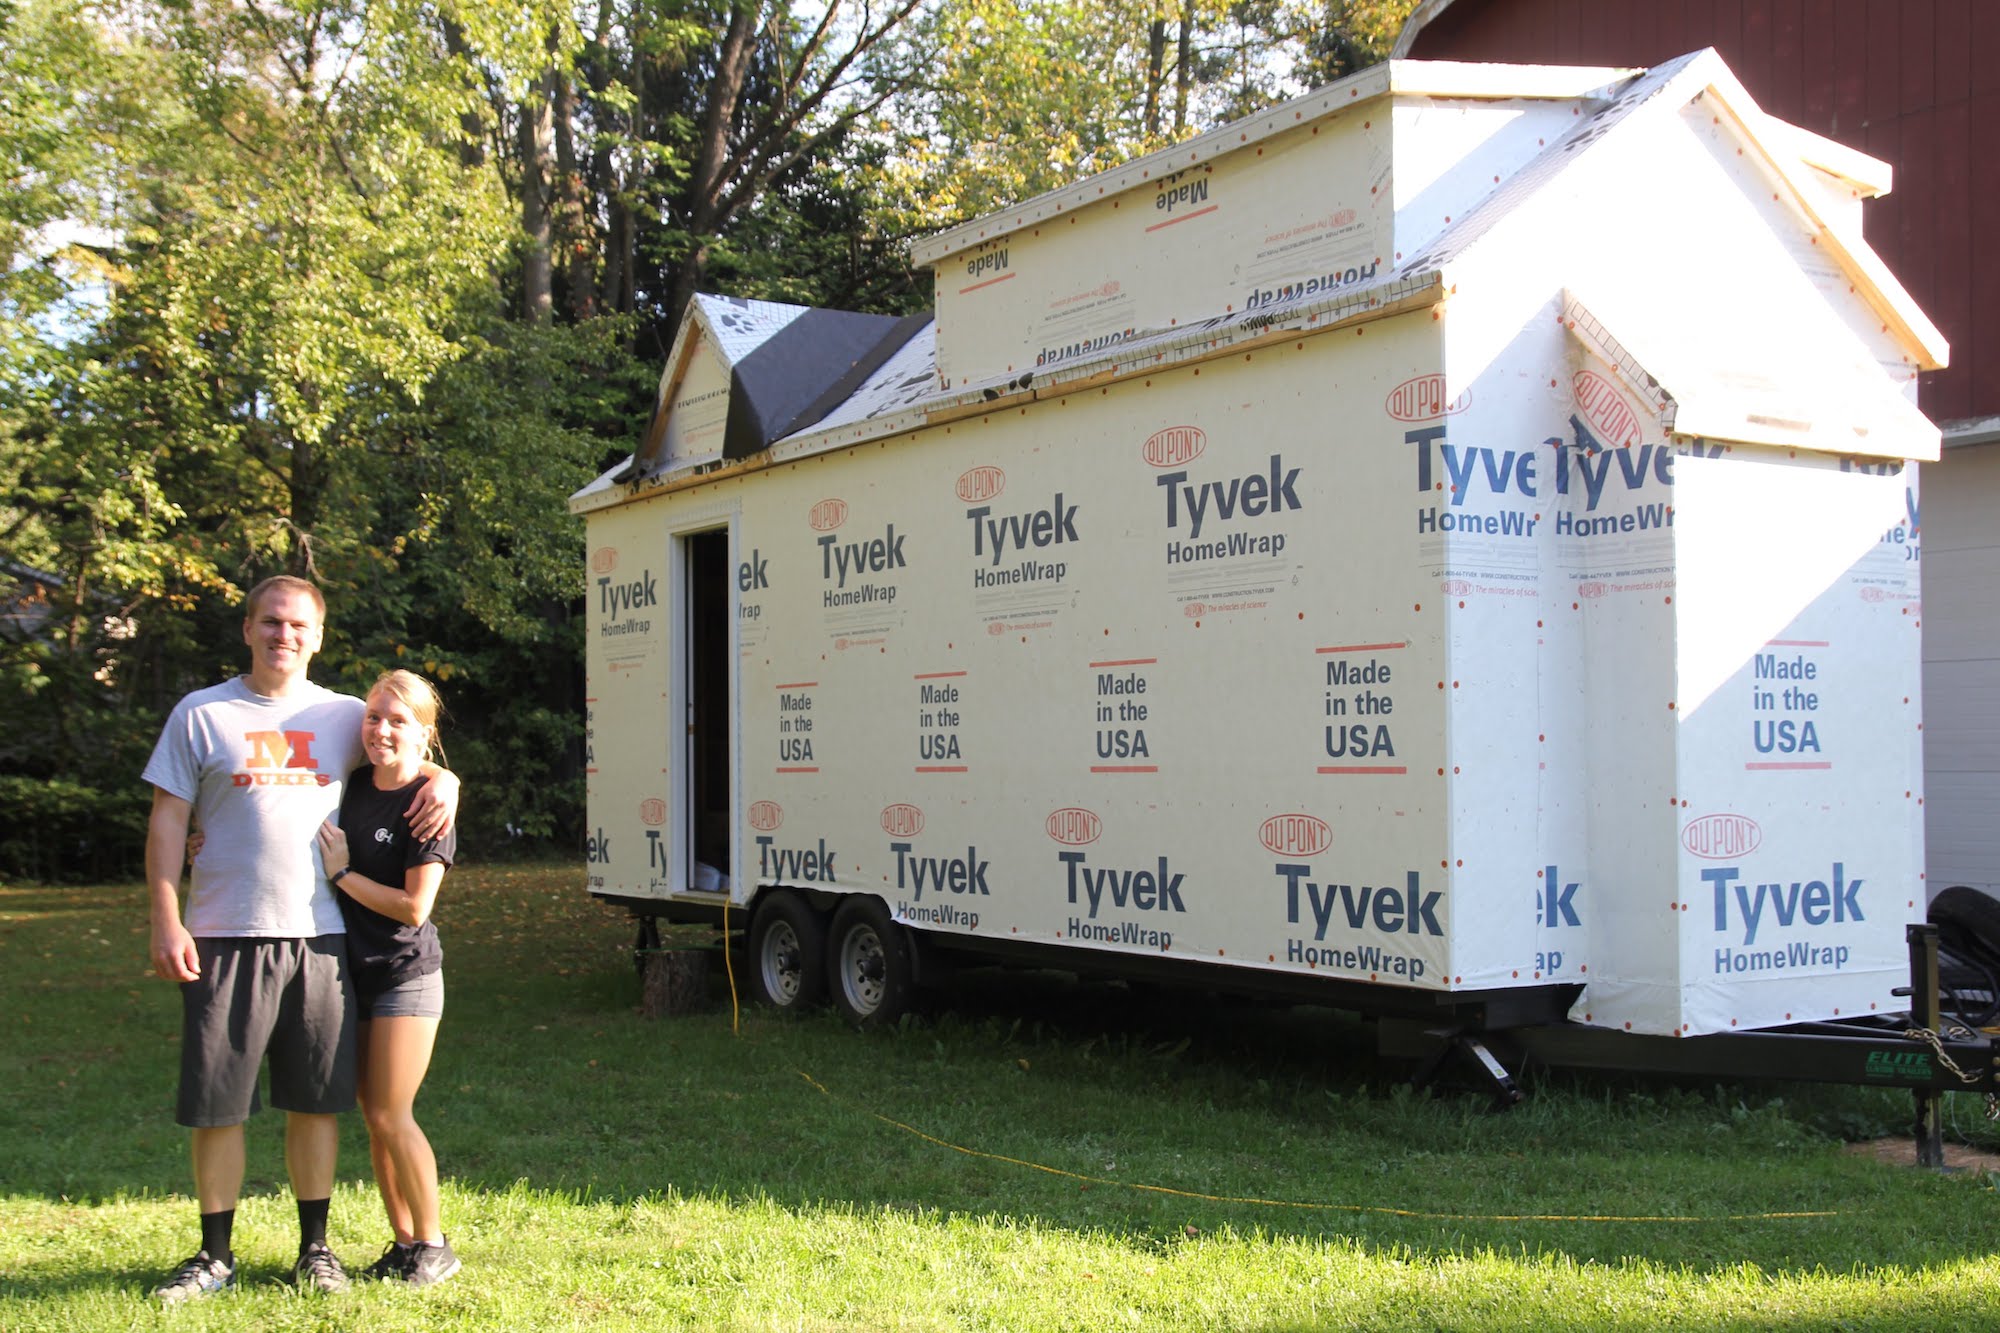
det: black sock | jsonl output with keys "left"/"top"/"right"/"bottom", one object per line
{"left": 297, "top": 1196, "right": 330, "bottom": 1251}
{"left": 199, "top": 1208, "right": 234, "bottom": 1265}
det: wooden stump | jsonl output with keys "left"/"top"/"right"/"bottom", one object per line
{"left": 640, "top": 948, "right": 711, "bottom": 1018}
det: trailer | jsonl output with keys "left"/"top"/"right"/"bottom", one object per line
{"left": 571, "top": 50, "right": 2000, "bottom": 1144}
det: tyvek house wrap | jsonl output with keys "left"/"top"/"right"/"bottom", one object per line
{"left": 576, "top": 49, "right": 1944, "bottom": 1037}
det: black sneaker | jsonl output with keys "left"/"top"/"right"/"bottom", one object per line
{"left": 292, "top": 1240, "right": 350, "bottom": 1293}
{"left": 403, "top": 1237, "right": 461, "bottom": 1287}
{"left": 152, "top": 1249, "right": 236, "bottom": 1303}
{"left": 363, "top": 1241, "right": 413, "bottom": 1281}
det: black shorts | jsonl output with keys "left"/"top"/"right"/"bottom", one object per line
{"left": 176, "top": 935, "right": 357, "bottom": 1127}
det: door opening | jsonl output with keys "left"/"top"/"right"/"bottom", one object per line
{"left": 685, "top": 529, "right": 731, "bottom": 892}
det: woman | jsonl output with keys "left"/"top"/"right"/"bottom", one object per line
{"left": 315, "top": 669, "right": 460, "bottom": 1287}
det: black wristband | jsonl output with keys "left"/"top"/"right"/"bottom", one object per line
{"left": 330, "top": 866, "right": 351, "bottom": 885}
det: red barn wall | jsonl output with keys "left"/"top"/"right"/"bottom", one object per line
{"left": 1404, "top": 0, "right": 1995, "bottom": 428}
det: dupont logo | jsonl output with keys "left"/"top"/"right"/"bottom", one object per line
{"left": 1573, "top": 370, "right": 1643, "bottom": 448}
{"left": 748, "top": 801, "right": 783, "bottom": 831}
{"left": 880, "top": 803, "right": 925, "bottom": 837}
{"left": 1682, "top": 813, "right": 1762, "bottom": 861}
{"left": 1260, "top": 813, "right": 1331, "bottom": 857}
{"left": 1046, "top": 807, "right": 1102, "bottom": 845}
{"left": 1183, "top": 601, "right": 1205, "bottom": 618}
{"left": 591, "top": 547, "right": 618, "bottom": 574}
{"left": 1385, "top": 374, "right": 1469, "bottom": 422}
{"left": 1859, "top": 586, "right": 1887, "bottom": 603}
{"left": 987, "top": 621, "right": 1008, "bottom": 635}
{"left": 956, "top": 466, "right": 1006, "bottom": 503}
{"left": 1578, "top": 581, "right": 1608, "bottom": 599}
{"left": 1143, "top": 426, "right": 1206, "bottom": 468}
{"left": 639, "top": 798, "right": 667, "bottom": 827}
{"left": 1441, "top": 579, "right": 1470, "bottom": 597}
{"left": 809, "top": 498, "right": 848, "bottom": 532}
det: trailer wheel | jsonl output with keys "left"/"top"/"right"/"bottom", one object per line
{"left": 1930, "top": 888, "right": 2000, "bottom": 1027}
{"left": 747, "top": 891, "right": 827, "bottom": 1011}
{"left": 1930, "top": 887, "right": 2000, "bottom": 963}
{"left": 827, "top": 897, "right": 914, "bottom": 1030}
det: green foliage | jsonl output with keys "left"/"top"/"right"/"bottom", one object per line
{"left": 0, "top": 4, "right": 649, "bottom": 873}
{"left": 868, "top": 0, "right": 1418, "bottom": 238}
{"left": 1, "top": 0, "right": 1421, "bottom": 878}
{"left": 0, "top": 0, "right": 118, "bottom": 369}
{"left": 1297, "top": 0, "right": 1422, "bottom": 87}
{"left": 316, "top": 316, "right": 651, "bottom": 854}
{"left": 0, "top": 774, "right": 148, "bottom": 881}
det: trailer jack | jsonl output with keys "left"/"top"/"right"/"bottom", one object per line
{"left": 1408, "top": 1028, "right": 1523, "bottom": 1111}
{"left": 1895, "top": 922, "right": 2000, "bottom": 1167}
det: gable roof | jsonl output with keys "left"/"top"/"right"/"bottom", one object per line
{"left": 1397, "top": 47, "right": 1946, "bottom": 375}
{"left": 621, "top": 295, "right": 929, "bottom": 479}
{"left": 587, "top": 50, "right": 1946, "bottom": 506}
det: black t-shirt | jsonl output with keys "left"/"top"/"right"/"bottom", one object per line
{"left": 336, "top": 767, "right": 454, "bottom": 993}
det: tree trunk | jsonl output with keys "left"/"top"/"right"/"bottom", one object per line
{"left": 552, "top": 61, "right": 595, "bottom": 320}
{"left": 584, "top": 4, "right": 624, "bottom": 316}
{"left": 1174, "top": 3, "right": 1194, "bottom": 135}
{"left": 519, "top": 70, "right": 554, "bottom": 326}
{"left": 668, "top": 2, "right": 761, "bottom": 327}
{"left": 438, "top": 16, "right": 488, "bottom": 167}
{"left": 286, "top": 434, "right": 323, "bottom": 578}
{"left": 1145, "top": 18, "right": 1167, "bottom": 137}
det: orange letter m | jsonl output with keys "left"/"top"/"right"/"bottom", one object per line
{"left": 243, "top": 730, "right": 320, "bottom": 770}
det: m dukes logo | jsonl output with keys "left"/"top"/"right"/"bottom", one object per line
{"left": 235, "top": 730, "right": 331, "bottom": 787}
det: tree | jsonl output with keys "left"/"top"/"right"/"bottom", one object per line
{"left": 868, "top": 0, "right": 1416, "bottom": 240}
{"left": 0, "top": 0, "right": 645, "bottom": 875}
{"left": 1294, "top": 0, "right": 1420, "bottom": 87}
{"left": 492, "top": 1, "right": 929, "bottom": 346}
{"left": 126, "top": 1, "right": 528, "bottom": 575}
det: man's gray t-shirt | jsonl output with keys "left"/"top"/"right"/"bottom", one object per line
{"left": 143, "top": 677, "right": 364, "bottom": 938}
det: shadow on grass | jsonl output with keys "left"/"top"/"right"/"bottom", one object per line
{"left": 0, "top": 1261, "right": 327, "bottom": 1306}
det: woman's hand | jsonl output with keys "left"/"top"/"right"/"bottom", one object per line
{"left": 315, "top": 820, "right": 351, "bottom": 885}
{"left": 406, "top": 769, "right": 459, "bottom": 841}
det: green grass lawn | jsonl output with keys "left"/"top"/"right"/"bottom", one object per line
{"left": 4, "top": 863, "right": 1998, "bottom": 1331}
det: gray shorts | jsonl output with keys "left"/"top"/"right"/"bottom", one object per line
{"left": 176, "top": 935, "right": 356, "bottom": 1127}
{"left": 361, "top": 968, "right": 445, "bottom": 1020}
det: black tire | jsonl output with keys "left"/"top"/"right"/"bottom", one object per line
{"left": 1929, "top": 887, "right": 2000, "bottom": 1027}
{"left": 1929, "top": 886, "right": 2000, "bottom": 965}
{"left": 826, "top": 897, "right": 915, "bottom": 1030}
{"left": 747, "top": 890, "right": 827, "bottom": 1011}
{"left": 1937, "top": 947, "right": 2000, "bottom": 1028}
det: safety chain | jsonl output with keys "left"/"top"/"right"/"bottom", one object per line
{"left": 1904, "top": 1026, "right": 2000, "bottom": 1121}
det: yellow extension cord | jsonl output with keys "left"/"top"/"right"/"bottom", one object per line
{"left": 721, "top": 897, "right": 1833, "bottom": 1225}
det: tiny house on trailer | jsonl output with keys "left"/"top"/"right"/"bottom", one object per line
{"left": 574, "top": 50, "right": 1998, "bottom": 1115}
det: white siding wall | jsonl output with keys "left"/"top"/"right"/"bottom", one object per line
{"left": 1923, "top": 441, "right": 2000, "bottom": 896}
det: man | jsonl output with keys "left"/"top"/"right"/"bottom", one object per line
{"left": 143, "top": 575, "right": 455, "bottom": 1302}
